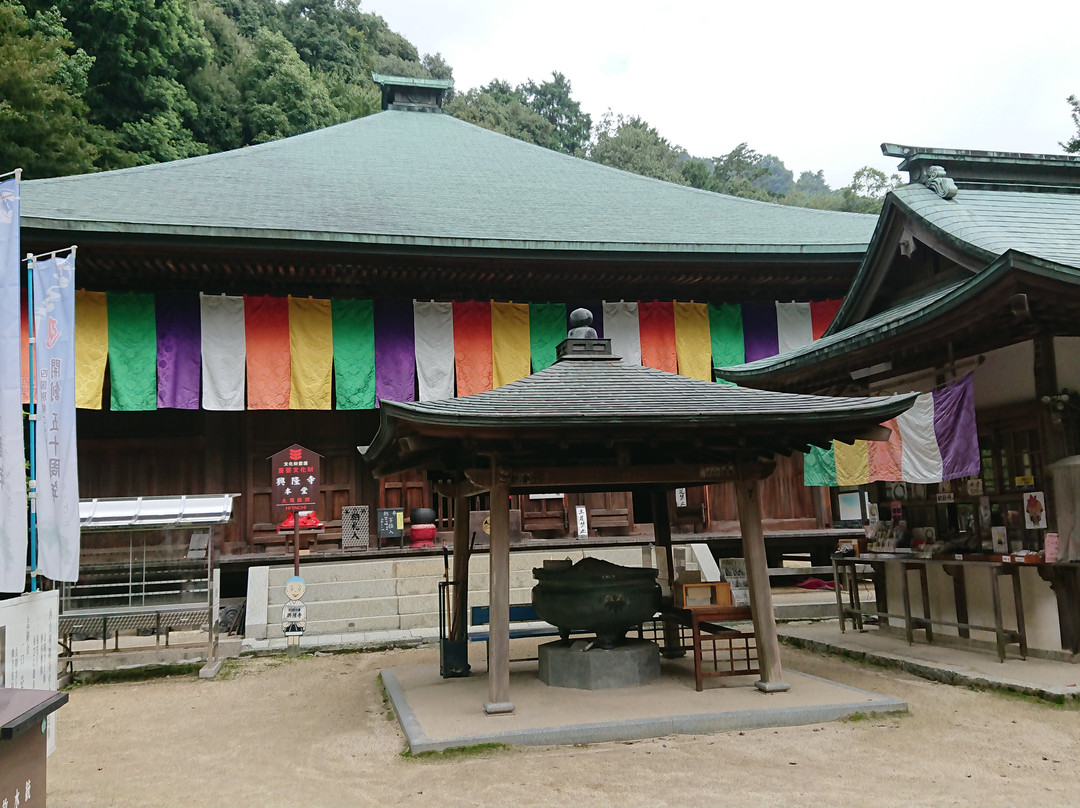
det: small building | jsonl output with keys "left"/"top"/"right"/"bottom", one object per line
{"left": 720, "top": 144, "right": 1080, "bottom": 656}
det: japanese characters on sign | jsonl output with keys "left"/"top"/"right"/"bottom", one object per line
{"left": 270, "top": 444, "right": 322, "bottom": 513}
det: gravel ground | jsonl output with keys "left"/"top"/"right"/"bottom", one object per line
{"left": 48, "top": 644, "right": 1080, "bottom": 808}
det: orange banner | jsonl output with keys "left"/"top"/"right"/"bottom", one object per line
{"left": 453, "top": 301, "right": 492, "bottom": 397}
{"left": 245, "top": 296, "right": 290, "bottom": 409}
{"left": 639, "top": 301, "right": 677, "bottom": 373}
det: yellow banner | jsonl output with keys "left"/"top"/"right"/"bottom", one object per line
{"left": 673, "top": 301, "right": 711, "bottom": 380}
{"left": 834, "top": 440, "right": 870, "bottom": 486}
{"left": 288, "top": 297, "right": 333, "bottom": 409}
{"left": 491, "top": 302, "right": 530, "bottom": 388}
{"left": 75, "top": 290, "right": 108, "bottom": 409}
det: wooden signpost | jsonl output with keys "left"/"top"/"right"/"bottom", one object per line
{"left": 270, "top": 444, "right": 322, "bottom": 576}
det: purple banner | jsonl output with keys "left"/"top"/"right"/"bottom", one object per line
{"left": 374, "top": 299, "right": 416, "bottom": 404}
{"left": 741, "top": 302, "right": 779, "bottom": 362}
{"left": 156, "top": 292, "right": 201, "bottom": 409}
{"left": 933, "top": 372, "right": 980, "bottom": 479}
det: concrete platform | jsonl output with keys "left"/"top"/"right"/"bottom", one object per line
{"left": 381, "top": 651, "right": 906, "bottom": 753}
{"left": 778, "top": 621, "right": 1080, "bottom": 703}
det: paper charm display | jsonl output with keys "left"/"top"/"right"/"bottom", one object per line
{"left": 1024, "top": 491, "right": 1046, "bottom": 529}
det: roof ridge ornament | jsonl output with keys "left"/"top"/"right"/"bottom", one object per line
{"left": 923, "top": 165, "right": 959, "bottom": 199}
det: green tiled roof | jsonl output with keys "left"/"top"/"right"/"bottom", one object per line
{"left": 717, "top": 250, "right": 1080, "bottom": 384}
{"left": 891, "top": 184, "right": 1080, "bottom": 270}
{"left": 20, "top": 111, "right": 877, "bottom": 255}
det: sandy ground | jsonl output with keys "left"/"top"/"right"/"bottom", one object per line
{"left": 49, "top": 645, "right": 1079, "bottom": 808}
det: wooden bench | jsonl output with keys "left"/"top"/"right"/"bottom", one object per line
{"left": 468, "top": 603, "right": 591, "bottom": 662}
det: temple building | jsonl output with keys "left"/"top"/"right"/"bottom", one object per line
{"left": 19, "top": 76, "right": 877, "bottom": 577}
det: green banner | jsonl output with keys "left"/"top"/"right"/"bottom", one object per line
{"left": 107, "top": 292, "right": 157, "bottom": 411}
{"left": 803, "top": 444, "right": 838, "bottom": 486}
{"left": 708, "top": 303, "right": 743, "bottom": 384}
{"left": 529, "top": 302, "right": 567, "bottom": 372}
{"left": 332, "top": 298, "right": 375, "bottom": 409}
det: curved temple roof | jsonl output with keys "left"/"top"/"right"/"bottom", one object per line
{"left": 20, "top": 110, "right": 877, "bottom": 256}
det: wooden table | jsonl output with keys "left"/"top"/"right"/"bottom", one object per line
{"left": 831, "top": 554, "right": 1028, "bottom": 662}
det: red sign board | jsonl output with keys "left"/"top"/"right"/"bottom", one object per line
{"left": 270, "top": 444, "right": 322, "bottom": 512}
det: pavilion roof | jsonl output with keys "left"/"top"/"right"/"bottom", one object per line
{"left": 361, "top": 341, "right": 916, "bottom": 485}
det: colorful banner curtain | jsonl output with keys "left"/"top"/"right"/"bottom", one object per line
{"left": 155, "top": 292, "right": 200, "bottom": 410}
{"left": 245, "top": 296, "right": 290, "bottom": 409}
{"left": 775, "top": 301, "right": 813, "bottom": 354}
{"left": 332, "top": 298, "right": 375, "bottom": 410}
{"left": 810, "top": 299, "right": 843, "bottom": 340}
{"left": 528, "top": 302, "right": 565, "bottom": 372}
{"left": 288, "top": 296, "right": 332, "bottom": 410}
{"left": 491, "top": 302, "right": 530, "bottom": 387}
{"left": 804, "top": 374, "right": 980, "bottom": 486}
{"left": 200, "top": 294, "right": 246, "bottom": 411}
{"left": 603, "top": 301, "right": 641, "bottom": 366}
{"left": 673, "top": 301, "right": 711, "bottom": 381}
{"left": 639, "top": 301, "right": 677, "bottom": 373}
{"left": 413, "top": 301, "right": 455, "bottom": 401}
{"left": 374, "top": 299, "right": 415, "bottom": 403}
{"left": 33, "top": 254, "right": 80, "bottom": 582}
{"left": 74, "top": 291, "right": 108, "bottom": 410}
{"left": 741, "top": 302, "right": 779, "bottom": 363}
{"left": 708, "top": 303, "right": 744, "bottom": 384}
{"left": 453, "top": 300, "right": 492, "bottom": 397}
{"left": 107, "top": 292, "right": 157, "bottom": 411}
{"left": 0, "top": 176, "right": 26, "bottom": 592}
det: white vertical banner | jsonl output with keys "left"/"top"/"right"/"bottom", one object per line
{"left": 602, "top": 301, "right": 641, "bottom": 365}
{"left": 200, "top": 293, "right": 246, "bottom": 410}
{"left": 413, "top": 300, "right": 455, "bottom": 400}
{"left": 33, "top": 253, "right": 80, "bottom": 582}
{"left": 775, "top": 301, "right": 814, "bottom": 354}
{"left": 0, "top": 175, "right": 27, "bottom": 592}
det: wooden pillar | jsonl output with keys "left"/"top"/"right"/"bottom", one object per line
{"left": 735, "top": 475, "right": 789, "bottom": 692}
{"left": 650, "top": 488, "right": 676, "bottom": 592}
{"left": 485, "top": 461, "right": 514, "bottom": 714}
{"left": 450, "top": 495, "right": 471, "bottom": 641}
{"left": 651, "top": 487, "right": 683, "bottom": 657}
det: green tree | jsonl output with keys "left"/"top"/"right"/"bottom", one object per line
{"left": 587, "top": 113, "right": 686, "bottom": 184}
{"left": 445, "top": 80, "right": 554, "bottom": 147}
{"left": 834, "top": 166, "right": 900, "bottom": 214}
{"left": 521, "top": 72, "right": 591, "bottom": 155}
{"left": 794, "top": 169, "right": 831, "bottom": 196}
{"left": 239, "top": 27, "right": 335, "bottom": 143}
{"left": 680, "top": 157, "right": 717, "bottom": 191}
{"left": 23, "top": 0, "right": 213, "bottom": 163}
{"left": 0, "top": 2, "right": 126, "bottom": 177}
{"left": 754, "top": 154, "right": 794, "bottom": 196}
{"left": 1063, "top": 94, "right": 1080, "bottom": 153}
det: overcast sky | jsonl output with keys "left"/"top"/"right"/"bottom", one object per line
{"left": 372, "top": 0, "right": 1079, "bottom": 189}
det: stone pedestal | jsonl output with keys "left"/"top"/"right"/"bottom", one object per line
{"left": 538, "top": 638, "right": 660, "bottom": 690}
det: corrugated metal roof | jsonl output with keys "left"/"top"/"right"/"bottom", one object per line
{"left": 79, "top": 494, "right": 239, "bottom": 531}
{"left": 20, "top": 111, "right": 877, "bottom": 255}
{"left": 892, "top": 184, "right": 1080, "bottom": 270}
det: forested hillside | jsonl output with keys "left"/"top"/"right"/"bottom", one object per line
{"left": 1, "top": 0, "right": 895, "bottom": 210}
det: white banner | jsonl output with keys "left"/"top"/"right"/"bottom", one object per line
{"left": 413, "top": 300, "right": 455, "bottom": 400}
{"left": 602, "top": 301, "right": 641, "bottom": 365}
{"left": 0, "top": 177, "right": 27, "bottom": 592}
{"left": 33, "top": 254, "right": 80, "bottom": 582}
{"left": 200, "top": 293, "right": 246, "bottom": 410}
